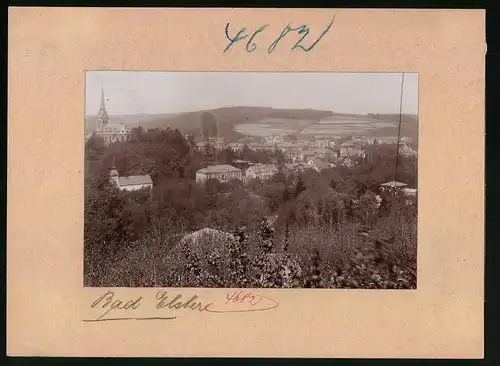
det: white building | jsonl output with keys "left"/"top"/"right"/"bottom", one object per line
{"left": 228, "top": 142, "right": 245, "bottom": 152}
{"left": 245, "top": 164, "right": 279, "bottom": 180}
{"left": 340, "top": 147, "right": 366, "bottom": 159}
{"left": 380, "top": 181, "right": 408, "bottom": 194}
{"left": 109, "top": 162, "right": 153, "bottom": 191}
{"left": 307, "top": 159, "right": 331, "bottom": 172}
{"left": 196, "top": 164, "right": 243, "bottom": 183}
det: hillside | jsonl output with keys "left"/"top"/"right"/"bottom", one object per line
{"left": 142, "top": 107, "right": 335, "bottom": 142}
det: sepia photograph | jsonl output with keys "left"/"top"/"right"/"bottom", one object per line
{"left": 84, "top": 71, "right": 418, "bottom": 289}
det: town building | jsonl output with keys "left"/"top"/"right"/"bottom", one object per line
{"left": 399, "top": 144, "right": 418, "bottom": 158}
{"left": 340, "top": 147, "right": 366, "bottom": 159}
{"left": 315, "top": 138, "right": 339, "bottom": 149}
{"left": 195, "top": 141, "right": 209, "bottom": 152}
{"left": 377, "top": 137, "right": 400, "bottom": 145}
{"left": 307, "top": 159, "right": 331, "bottom": 172}
{"left": 340, "top": 141, "right": 355, "bottom": 148}
{"left": 265, "top": 134, "right": 284, "bottom": 145}
{"left": 109, "top": 161, "right": 153, "bottom": 191}
{"left": 312, "top": 148, "right": 332, "bottom": 159}
{"left": 228, "top": 142, "right": 245, "bottom": 152}
{"left": 196, "top": 164, "right": 243, "bottom": 183}
{"left": 358, "top": 137, "right": 375, "bottom": 145}
{"left": 245, "top": 164, "right": 279, "bottom": 180}
{"left": 401, "top": 187, "right": 417, "bottom": 197}
{"left": 247, "top": 142, "right": 273, "bottom": 151}
{"left": 208, "top": 137, "right": 226, "bottom": 149}
{"left": 95, "top": 87, "right": 132, "bottom": 145}
{"left": 299, "top": 150, "right": 315, "bottom": 162}
{"left": 276, "top": 142, "right": 303, "bottom": 160}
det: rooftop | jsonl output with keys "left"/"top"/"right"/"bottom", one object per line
{"left": 278, "top": 142, "right": 300, "bottom": 148}
{"left": 197, "top": 164, "right": 242, "bottom": 174}
{"left": 117, "top": 175, "right": 153, "bottom": 186}
{"left": 247, "top": 164, "right": 279, "bottom": 174}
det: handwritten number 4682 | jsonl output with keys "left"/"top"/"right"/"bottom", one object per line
{"left": 224, "top": 16, "right": 335, "bottom": 54}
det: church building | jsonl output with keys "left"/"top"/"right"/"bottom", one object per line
{"left": 95, "top": 87, "right": 132, "bottom": 145}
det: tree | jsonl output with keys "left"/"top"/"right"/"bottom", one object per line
{"left": 85, "top": 134, "right": 105, "bottom": 161}
{"left": 130, "top": 126, "right": 144, "bottom": 142}
{"left": 218, "top": 147, "right": 236, "bottom": 164}
{"left": 272, "top": 148, "right": 286, "bottom": 165}
{"left": 201, "top": 112, "right": 218, "bottom": 139}
{"left": 258, "top": 182, "right": 287, "bottom": 212}
{"left": 294, "top": 176, "right": 306, "bottom": 197}
{"left": 353, "top": 191, "right": 379, "bottom": 226}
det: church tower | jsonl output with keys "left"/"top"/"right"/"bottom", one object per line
{"left": 96, "top": 86, "right": 109, "bottom": 129}
{"left": 109, "top": 157, "right": 119, "bottom": 186}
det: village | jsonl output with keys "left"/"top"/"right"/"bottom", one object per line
{"left": 105, "top": 130, "right": 418, "bottom": 201}
{"left": 193, "top": 134, "right": 416, "bottom": 195}
{"left": 85, "top": 73, "right": 418, "bottom": 289}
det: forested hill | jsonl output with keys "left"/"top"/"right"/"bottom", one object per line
{"left": 85, "top": 106, "right": 418, "bottom": 143}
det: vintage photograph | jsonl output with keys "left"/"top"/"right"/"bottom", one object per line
{"left": 84, "top": 71, "right": 418, "bottom": 289}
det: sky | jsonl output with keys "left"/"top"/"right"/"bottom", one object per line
{"left": 85, "top": 71, "right": 418, "bottom": 116}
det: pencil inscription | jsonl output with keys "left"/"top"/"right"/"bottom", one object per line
{"left": 85, "top": 290, "right": 280, "bottom": 322}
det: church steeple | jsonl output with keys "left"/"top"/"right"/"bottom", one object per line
{"left": 100, "top": 86, "right": 106, "bottom": 110}
{"left": 96, "top": 86, "right": 109, "bottom": 128}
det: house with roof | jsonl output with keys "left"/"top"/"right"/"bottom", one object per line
{"left": 340, "top": 147, "right": 366, "bottom": 159}
{"left": 312, "top": 148, "right": 331, "bottom": 159}
{"left": 207, "top": 137, "right": 226, "bottom": 150}
{"left": 315, "top": 139, "right": 332, "bottom": 149}
{"left": 195, "top": 141, "right": 209, "bottom": 152}
{"left": 245, "top": 164, "right": 279, "bottom": 181}
{"left": 109, "top": 161, "right": 153, "bottom": 191}
{"left": 299, "top": 150, "right": 315, "bottom": 162}
{"left": 228, "top": 142, "right": 245, "bottom": 152}
{"left": 247, "top": 142, "right": 273, "bottom": 151}
{"left": 277, "top": 142, "right": 303, "bottom": 159}
{"left": 401, "top": 187, "right": 417, "bottom": 196}
{"left": 380, "top": 181, "right": 408, "bottom": 194}
{"left": 196, "top": 164, "right": 242, "bottom": 183}
{"left": 307, "top": 159, "right": 331, "bottom": 172}
{"left": 377, "top": 137, "right": 400, "bottom": 145}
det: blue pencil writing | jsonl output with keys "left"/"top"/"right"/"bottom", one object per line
{"left": 224, "top": 16, "right": 335, "bottom": 54}
{"left": 246, "top": 24, "right": 269, "bottom": 52}
{"left": 292, "top": 15, "right": 335, "bottom": 52}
